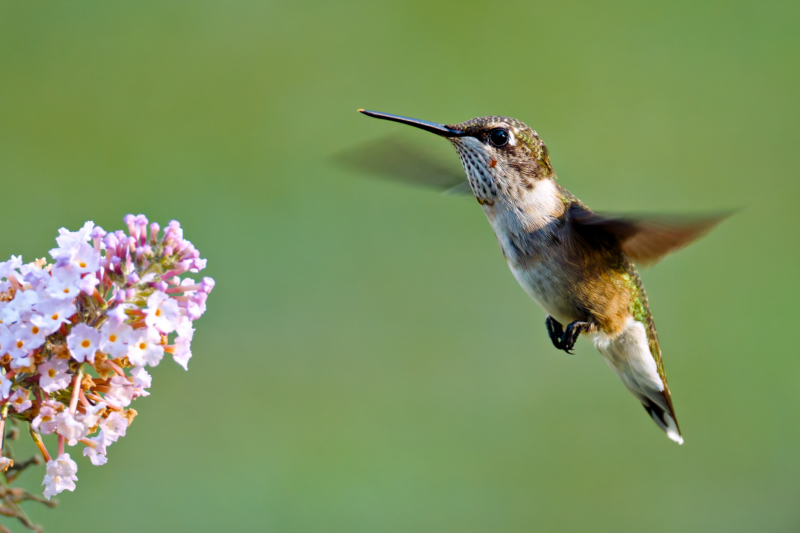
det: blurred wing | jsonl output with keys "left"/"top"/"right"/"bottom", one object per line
{"left": 443, "top": 181, "right": 474, "bottom": 196}
{"left": 332, "top": 135, "right": 470, "bottom": 194}
{"left": 567, "top": 204, "right": 730, "bottom": 266}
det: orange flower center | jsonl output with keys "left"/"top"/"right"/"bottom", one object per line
{"left": 81, "top": 339, "right": 91, "bottom": 348}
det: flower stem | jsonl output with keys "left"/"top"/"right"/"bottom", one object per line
{"left": 0, "top": 403, "right": 8, "bottom": 454}
{"left": 69, "top": 366, "right": 84, "bottom": 415}
{"left": 28, "top": 426, "right": 51, "bottom": 463}
{"left": 105, "top": 359, "right": 126, "bottom": 377}
{"left": 78, "top": 389, "right": 92, "bottom": 408}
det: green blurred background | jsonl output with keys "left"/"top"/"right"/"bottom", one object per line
{"left": 1, "top": 1, "right": 798, "bottom": 531}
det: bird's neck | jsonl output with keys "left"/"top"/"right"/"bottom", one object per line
{"left": 486, "top": 177, "right": 566, "bottom": 235}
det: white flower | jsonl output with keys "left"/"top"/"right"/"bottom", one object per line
{"left": 185, "top": 294, "right": 206, "bottom": 320}
{"left": 130, "top": 365, "right": 152, "bottom": 389}
{"left": 67, "top": 323, "right": 101, "bottom": 363}
{"left": 104, "top": 376, "right": 134, "bottom": 408}
{"left": 99, "top": 320, "right": 133, "bottom": 359}
{"left": 50, "top": 221, "right": 94, "bottom": 259}
{"left": 31, "top": 298, "right": 76, "bottom": 334}
{"left": 77, "top": 401, "right": 107, "bottom": 429}
{"left": 127, "top": 327, "right": 164, "bottom": 367}
{"left": 0, "top": 216, "right": 212, "bottom": 497}
{"left": 45, "top": 265, "right": 81, "bottom": 300}
{"left": 0, "top": 255, "right": 22, "bottom": 280}
{"left": 32, "top": 401, "right": 61, "bottom": 434}
{"left": 144, "top": 291, "right": 180, "bottom": 333}
{"left": 82, "top": 429, "right": 108, "bottom": 466}
{"left": 130, "top": 365, "right": 151, "bottom": 397}
{"left": 7, "top": 323, "right": 33, "bottom": 359}
{"left": 172, "top": 316, "right": 194, "bottom": 370}
{"left": 0, "top": 371, "right": 11, "bottom": 400}
{"left": 9, "top": 354, "right": 33, "bottom": 371}
{"left": 15, "top": 321, "right": 48, "bottom": 352}
{"left": 38, "top": 357, "right": 71, "bottom": 393}
{"left": 77, "top": 271, "right": 100, "bottom": 295}
{"left": 9, "top": 389, "right": 31, "bottom": 413}
{"left": 67, "top": 242, "right": 101, "bottom": 274}
{"left": 100, "top": 411, "right": 128, "bottom": 443}
{"left": 0, "top": 325, "right": 14, "bottom": 360}
{"left": 105, "top": 303, "right": 132, "bottom": 324}
{"left": 55, "top": 411, "right": 88, "bottom": 445}
{"left": 20, "top": 261, "right": 51, "bottom": 291}
{"left": 42, "top": 453, "right": 78, "bottom": 500}
{"left": 0, "top": 289, "right": 38, "bottom": 324}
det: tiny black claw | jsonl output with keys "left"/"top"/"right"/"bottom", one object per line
{"left": 545, "top": 316, "right": 564, "bottom": 350}
{"left": 561, "top": 321, "right": 591, "bottom": 353}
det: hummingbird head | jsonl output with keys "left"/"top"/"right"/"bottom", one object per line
{"left": 359, "top": 110, "right": 555, "bottom": 206}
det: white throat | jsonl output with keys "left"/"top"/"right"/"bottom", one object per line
{"left": 509, "top": 177, "right": 564, "bottom": 231}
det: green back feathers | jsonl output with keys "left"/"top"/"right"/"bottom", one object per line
{"left": 622, "top": 261, "right": 667, "bottom": 385}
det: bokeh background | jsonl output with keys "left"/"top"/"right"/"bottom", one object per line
{"left": 1, "top": 1, "right": 798, "bottom": 531}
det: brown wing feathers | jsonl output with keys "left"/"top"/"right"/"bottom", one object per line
{"left": 567, "top": 204, "right": 728, "bottom": 266}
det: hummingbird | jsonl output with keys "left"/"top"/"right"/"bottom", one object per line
{"left": 357, "top": 109, "right": 727, "bottom": 444}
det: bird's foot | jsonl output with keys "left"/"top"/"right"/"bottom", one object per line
{"left": 546, "top": 317, "right": 592, "bottom": 354}
{"left": 545, "top": 316, "right": 565, "bottom": 350}
{"left": 561, "top": 321, "right": 592, "bottom": 354}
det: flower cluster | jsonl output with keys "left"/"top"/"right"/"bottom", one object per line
{"left": 0, "top": 215, "right": 213, "bottom": 501}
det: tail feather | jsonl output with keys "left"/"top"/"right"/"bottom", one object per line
{"left": 641, "top": 394, "right": 683, "bottom": 444}
{"left": 594, "top": 317, "right": 683, "bottom": 444}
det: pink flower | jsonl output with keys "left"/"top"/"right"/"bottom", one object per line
{"left": 45, "top": 265, "right": 81, "bottom": 301}
{"left": 9, "top": 389, "right": 31, "bottom": 413}
{"left": 104, "top": 376, "right": 134, "bottom": 408}
{"left": 55, "top": 411, "right": 88, "bottom": 445}
{"left": 1, "top": 289, "right": 38, "bottom": 324}
{"left": 172, "top": 317, "right": 195, "bottom": 370}
{"left": 31, "top": 298, "right": 76, "bottom": 334}
{"left": 15, "top": 321, "right": 48, "bottom": 352}
{"left": 38, "top": 357, "right": 71, "bottom": 393}
{"left": 0, "top": 370, "right": 11, "bottom": 400}
{"left": 144, "top": 291, "right": 180, "bottom": 333}
{"left": 0, "top": 215, "right": 212, "bottom": 496}
{"left": 100, "top": 412, "right": 128, "bottom": 443}
{"left": 49, "top": 221, "right": 94, "bottom": 259}
{"left": 131, "top": 365, "right": 152, "bottom": 396}
{"left": 42, "top": 453, "right": 78, "bottom": 500}
{"left": 99, "top": 320, "right": 133, "bottom": 359}
{"left": 32, "top": 401, "right": 62, "bottom": 434}
{"left": 78, "top": 402, "right": 107, "bottom": 433}
{"left": 82, "top": 429, "right": 108, "bottom": 466}
{"left": 67, "top": 242, "right": 101, "bottom": 274}
{"left": 127, "top": 327, "right": 164, "bottom": 367}
{"left": 67, "top": 323, "right": 102, "bottom": 363}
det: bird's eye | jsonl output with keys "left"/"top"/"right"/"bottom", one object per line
{"left": 489, "top": 128, "right": 509, "bottom": 147}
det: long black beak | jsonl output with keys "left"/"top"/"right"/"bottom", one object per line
{"left": 358, "top": 109, "right": 465, "bottom": 137}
